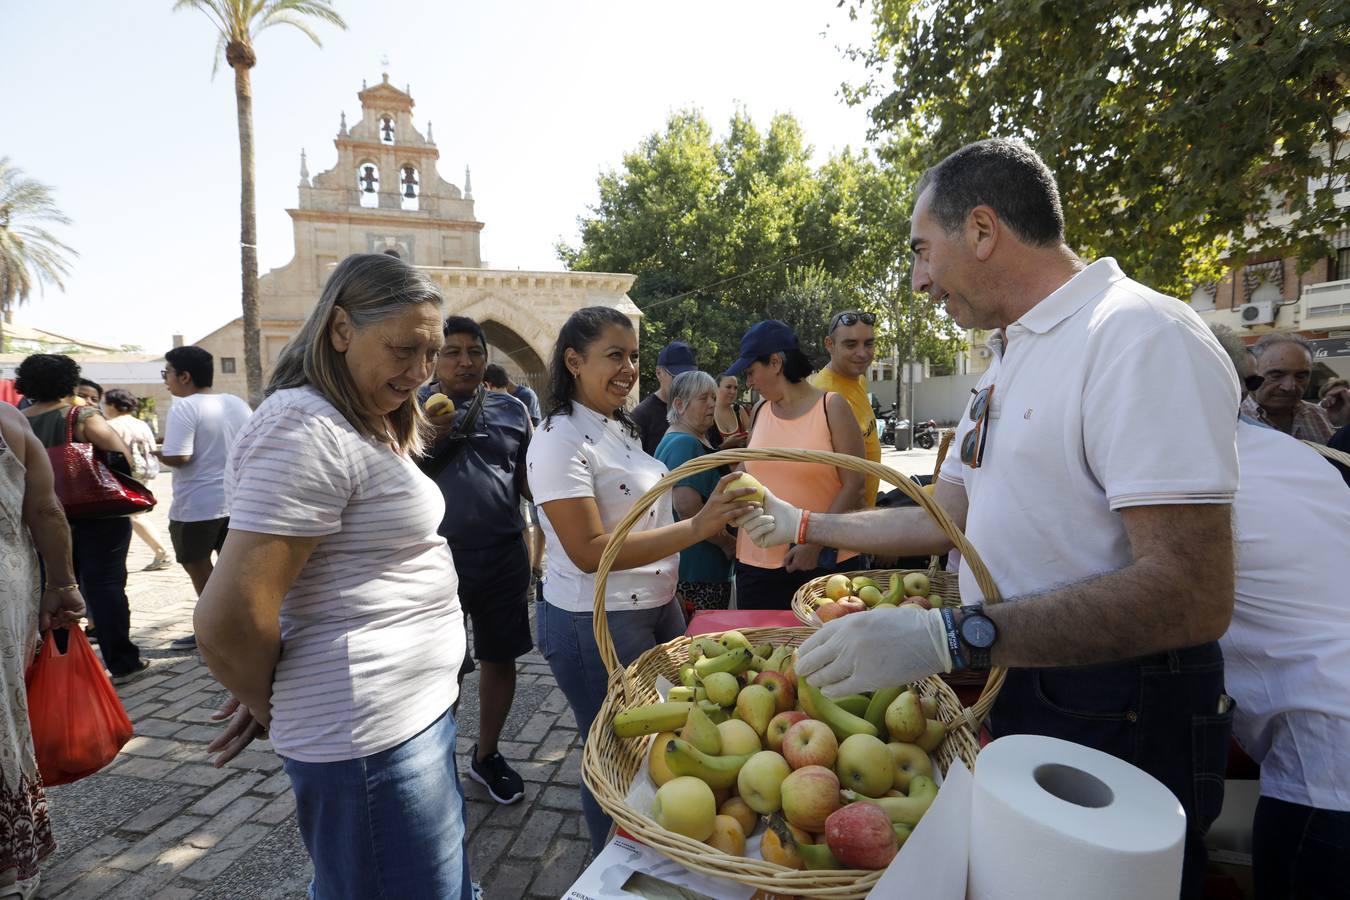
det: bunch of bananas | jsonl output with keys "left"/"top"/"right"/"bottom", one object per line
{"left": 609, "top": 631, "right": 948, "bottom": 871}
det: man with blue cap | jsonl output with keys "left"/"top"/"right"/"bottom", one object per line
{"left": 634, "top": 341, "right": 699, "bottom": 455}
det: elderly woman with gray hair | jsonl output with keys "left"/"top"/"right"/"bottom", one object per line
{"left": 654, "top": 370, "right": 737, "bottom": 615}
{"left": 193, "top": 253, "right": 472, "bottom": 899}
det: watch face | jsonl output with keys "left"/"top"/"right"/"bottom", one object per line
{"left": 961, "top": 616, "right": 998, "bottom": 649}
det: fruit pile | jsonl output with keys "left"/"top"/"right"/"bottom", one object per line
{"left": 611, "top": 631, "right": 947, "bottom": 871}
{"left": 815, "top": 572, "right": 944, "bottom": 622}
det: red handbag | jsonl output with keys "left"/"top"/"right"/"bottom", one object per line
{"left": 47, "top": 406, "right": 156, "bottom": 519}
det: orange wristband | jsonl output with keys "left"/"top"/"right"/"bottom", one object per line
{"left": 796, "top": 509, "right": 811, "bottom": 545}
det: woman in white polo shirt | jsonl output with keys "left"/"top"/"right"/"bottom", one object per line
{"left": 193, "top": 254, "right": 472, "bottom": 899}
{"left": 528, "top": 306, "right": 756, "bottom": 853}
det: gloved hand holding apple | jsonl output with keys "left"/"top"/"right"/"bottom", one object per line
{"left": 729, "top": 479, "right": 802, "bottom": 549}
{"left": 797, "top": 607, "right": 953, "bottom": 697}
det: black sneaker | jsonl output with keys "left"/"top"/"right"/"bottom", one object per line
{"left": 468, "top": 744, "right": 524, "bottom": 805}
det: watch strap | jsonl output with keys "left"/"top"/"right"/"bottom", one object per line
{"left": 938, "top": 607, "right": 967, "bottom": 671}
{"left": 959, "top": 605, "right": 994, "bottom": 672}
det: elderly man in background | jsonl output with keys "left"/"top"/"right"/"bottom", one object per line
{"left": 1240, "top": 333, "right": 1333, "bottom": 442}
{"left": 809, "top": 311, "right": 882, "bottom": 507}
{"left": 1208, "top": 325, "right": 1350, "bottom": 899}
{"left": 739, "top": 138, "right": 1240, "bottom": 898}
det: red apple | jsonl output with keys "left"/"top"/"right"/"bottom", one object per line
{"left": 766, "top": 711, "right": 810, "bottom": 753}
{"left": 816, "top": 603, "right": 848, "bottom": 623}
{"left": 903, "top": 596, "right": 932, "bottom": 609}
{"left": 754, "top": 671, "right": 797, "bottom": 714}
{"left": 824, "top": 801, "right": 899, "bottom": 869}
{"left": 837, "top": 597, "right": 867, "bottom": 615}
{"left": 782, "top": 719, "right": 839, "bottom": 770}
{"left": 780, "top": 765, "right": 842, "bottom": 832}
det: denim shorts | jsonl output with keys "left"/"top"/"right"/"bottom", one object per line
{"left": 282, "top": 707, "right": 473, "bottom": 900}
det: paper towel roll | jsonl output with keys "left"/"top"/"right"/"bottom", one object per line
{"left": 968, "top": 735, "right": 1185, "bottom": 900}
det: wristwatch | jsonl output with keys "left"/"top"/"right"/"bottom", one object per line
{"left": 958, "top": 605, "right": 999, "bottom": 671}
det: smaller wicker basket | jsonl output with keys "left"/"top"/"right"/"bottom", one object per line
{"left": 581, "top": 448, "right": 1006, "bottom": 898}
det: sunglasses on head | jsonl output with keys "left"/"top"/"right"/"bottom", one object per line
{"left": 1244, "top": 373, "right": 1265, "bottom": 392}
{"left": 830, "top": 311, "right": 876, "bottom": 330}
{"left": 960, "top": 384, "right": 995, "bottom": 468}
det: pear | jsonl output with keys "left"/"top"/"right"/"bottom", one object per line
{"left": 885, "top": 691, "right": 926, "bottom": 743}
{"left": 915, "top": 718, "right": 946, "bottom": 753}
{"left": 719, "top": 630, "right": 754, "bottom": 654}
{"left": 735, "top": 684, "right": 777, "bottom": 737}
{"left": 682, "top": 703, "right": 723, "bottom": 755}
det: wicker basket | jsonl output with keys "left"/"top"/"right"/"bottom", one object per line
{"left": 791, "top": 566, "right": 960, "bottom": 626}
{"left": 581, "top": 448, "right": 1007, "bottom": 898}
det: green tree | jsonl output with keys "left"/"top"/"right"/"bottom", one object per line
{"left": 174, "top": 0, "right": 346, "bottom": 405}
{"left": 560, "top": 109, "right": 962, "bottom": 389}
{"left": 845, "top": 0, "right": 1350, "bottom": 296}
{"left": 0, "top": 157, "right": 77, "bottom": 349}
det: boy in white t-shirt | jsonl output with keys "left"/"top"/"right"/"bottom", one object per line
{"left": 157, "top": 346, "right": 252, "bottom": 650}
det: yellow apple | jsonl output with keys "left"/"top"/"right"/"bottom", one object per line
{"left": 823, "top": 574, "right": 852, "bottom": 601}
{"left": 652, "top": 776, "right": 717, "bottom": 841}
{"left": 737, "top": 750, "right": 792, "bottom": 814}
{"left": 717, "top": 719, "right": 762, "bottom": 756}
{"left": 901, "top": 572, "right": 930, "bottom": 597}
{"left": 836, "top": 733, "right": 894, "bottom": 798}
{"left": 887, "top": 741, "right": 933, "bottom": 792}
{"left": 724, "top": 472, "right": 766, "bottom": 504}
{"left": 707, "top": 814, "right": 747, "bottom": 855}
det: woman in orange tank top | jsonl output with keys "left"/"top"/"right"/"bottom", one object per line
{"left": 722, "top": 320, "right": 865, "bottom": 610}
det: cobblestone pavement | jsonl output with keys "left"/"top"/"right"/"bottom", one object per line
{"left": 38, "top": 446, "right": 938, "bottom": 899}
{"left": 37, "top": 474, "right": 589, "bottom": 899}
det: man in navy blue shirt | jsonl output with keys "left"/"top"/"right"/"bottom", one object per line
{"left": 420, "top": 317, "right": 533, "bottom": 805}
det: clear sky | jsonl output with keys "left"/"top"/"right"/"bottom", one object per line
{"left": 3, "top": 0, "right": 876, "bottom": 354}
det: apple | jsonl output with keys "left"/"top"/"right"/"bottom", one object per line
{"left": 707, "top": 814, "right": 747, "bottom": 855}
{"left": 648, "top": 731, "right": 678, "bottom": 786}
{"left": 857, "top": 585, "right": 885, "bottom": 608}
{"left": 652, "top": 776, "right": 717, "bottom": 841}
{"left": 737, "top": 750, "right": 792, "bottom": 814}
{"left": 902, "top": 596, "right": 932, "bottom": 609}
{"left": 902, "top": 572, "right": 930, "bottom": 597}
{"left": 824, "top": 573, "right": 852, "bottom": 601}
{"left": 703, "top": 671, "right": 740, "bottom": 707}
{"left": 718, "top": 796, "right": 758, "bottom": 836}
{"left": 717, "top": 718, "right": 762, "bottom": 756}
{"left": 753, "top": 671, "right": 797, "bottom": 714}
{"left": 782, "top": 719, "right": 839, "bottom": 770}
{"left": 724, "top": 472, "right": 766, "bottom": 504}
{"left": 824, "top": 802, "right": 899, "bottom": 870}
{"left": 835, "top": 733, "right": 894, "bottom": 798}
{"left": 762, "top": 820, "right": 811, "bottom": 869}
{"left": 816, "top": 602, "right": 848, "bottom": 623}
{"left": 837, "top": 597, "right": 866, "bottom": 615}
{"left": 887, "top": 741, "right": 934, "bottom": 792}
{"left": 780, "top": 765, "right": 842, "bottom": 832}
{"left": 735, "top": 684, "right": 777, "bottom": 737}
{"left": 766, "top": 711, "right": 810, "bottom": 753}
{"left": 885, "top": 692, "right": 927, "bottom": 743}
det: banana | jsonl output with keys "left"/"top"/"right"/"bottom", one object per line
{"left": 749, "top": 655, "right": 767, "bottom": 672}
{"left": 797, "top": 678, "right": 879, "bottom": 741}
{"left": 695, "top": 646, "right": 753, "bottom": 679}
{"left": 612, "top": 701, "right": 693, "bottom": 738}
{"left": 763, "top": 645, "right": 792, "bottom": 673}
{"left": 691, "top": 637, "right": 726, "bottom": 661}
{"left": 667, "top": 686, "right": 696, "bottom": 703}
{"left": 883, "top": 573, "right": 905, "bottom": 605}
{"left": 893, "top": 823, "right": 913, "bottom": 848}
{"left": 767, "top": 815, "right": 841, "bottom": 870}
{"left": 835, "top": 694, "right": 871, "bottom": 718}
{"left": 663, "top": 738, "right": 753, "bottom": 790}
{"left": 843, "top": 775, "right": 938, "bottom": 826}
{"left": 863, "top": 685, "right": 904, "bottom": 734}
{"left": 679, "top": 666, "right": 698, "bottom": 688}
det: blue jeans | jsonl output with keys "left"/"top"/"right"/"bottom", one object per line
{"left": 282, "top": 707, "right": 473, "bottom": 900}
{"left": 536, "top": 594, "right": 686, "bottom": 853}
{"left": 1253, "top": 796, "right": 1350, "bottom": 899}
{"left": 990, "top": 642, "right": 1231, "bottom": 900}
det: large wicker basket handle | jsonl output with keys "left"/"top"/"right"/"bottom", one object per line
{"left": 593, "top": 447, "right": 1006, "bottom": 725}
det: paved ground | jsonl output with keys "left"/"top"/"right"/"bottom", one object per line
{"left": 38, "top": 445, "right": 938, "bottom": 899}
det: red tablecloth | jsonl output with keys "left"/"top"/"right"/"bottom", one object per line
{"left": 685, "top": 609, "right": 800, "bottom": 635}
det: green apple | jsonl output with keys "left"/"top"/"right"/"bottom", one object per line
{"left": 835, "top": 733, "right": 894, "bottom": 798}
{"left": 735, "top": 684, "right": 777, "bottom": 737}
{"left": 824, "top": 574, "right": 852, "bottom": 601}
{"left": 857, "top": 585, "right": 885, "bottom": 608}
{"left": 885, "top": 691, "right": 926, "bottom": 743}
{"left": 737, "top": 750, "right": 791, "bottom": 814}
{"left": 901, "top": 572, "right": 930, "bottom": 597}
{"left": 703, "top": 672, "right": 740, "bottom": 707}
{"left": 717, "top": 718, "right": 762, "bottom": 756}
{"left": 886, "top": 741, "right": 933, "bottom": 792}
{"left": 652, "top": 775, "right": 717, "bottom": 841}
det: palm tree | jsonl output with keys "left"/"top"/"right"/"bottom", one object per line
{"left": 0, "top": 158, "right": 77, "bottom": 351}
{"left": 174, "top": 0, "right": 346, "bottom": 404}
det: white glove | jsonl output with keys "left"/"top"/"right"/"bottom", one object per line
{"left": 796, "top": 607, "right": 952, "bottom": 697}
{"left": 732, "top": 486, "right": 802, "bottom": 549}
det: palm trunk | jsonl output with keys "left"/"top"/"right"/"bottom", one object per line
{"left": 234, "top": 62, "right": 262, "bottom": 407}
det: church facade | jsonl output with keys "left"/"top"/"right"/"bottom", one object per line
{"left": 196, "top": 74, "right": 640, "bottom": 399}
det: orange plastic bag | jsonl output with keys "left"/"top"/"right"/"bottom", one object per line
{"left": 24, "top": 626, "right": 134, "bottom": 786}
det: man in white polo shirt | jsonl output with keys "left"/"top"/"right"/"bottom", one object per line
{"left": 740, "top": 138, "right": 1239, "bottom": 899}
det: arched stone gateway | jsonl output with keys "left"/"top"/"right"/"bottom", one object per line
{"left": 194, "top": 72, "right": 642, "bottom": 400}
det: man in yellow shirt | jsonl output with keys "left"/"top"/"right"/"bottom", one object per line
{"left": 809, "top": 311, "right": 882, "bottom": 506}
